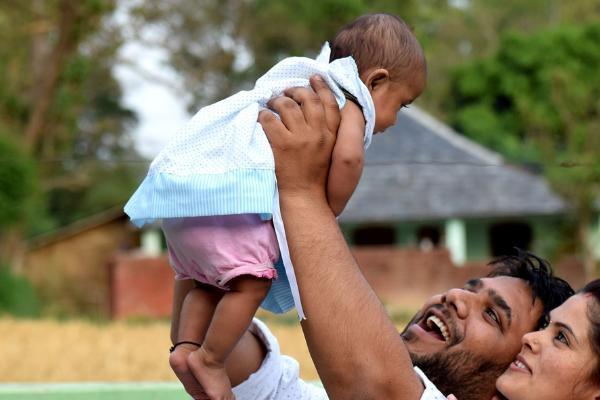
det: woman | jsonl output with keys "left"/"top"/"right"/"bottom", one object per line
{"left": 495, "top": 279, "right": 600, "bottom": 399}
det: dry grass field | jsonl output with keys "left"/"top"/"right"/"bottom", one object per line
{"left": 0, "top": 316, "right": 317, "bottom": 383}
{"left": 1, "top": 306, "right": 413, "bottom": 384}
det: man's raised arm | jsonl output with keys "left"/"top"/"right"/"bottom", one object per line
{"left": 259, "top": 76, "right": 423, "bottom": 399}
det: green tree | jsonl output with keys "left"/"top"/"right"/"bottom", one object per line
{"left": 0, "top": 0, "right": 142, "bottom": 267}
{"left": 409, "top": 0, "right": 600, "bottom": 117}
{"left": 447, "top": 23, "right": 600, "bottom": 279}
{"left": 126, "top": 0, "right": 600, "bottom": 116}
{"left": 127, "top": 0, "right": 418, "bottom": 110}
{"left": 0, "top": 137, "right": 36, "bottom": 229}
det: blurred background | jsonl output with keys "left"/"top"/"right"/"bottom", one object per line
{"left": 0, "top": 0, "right": 599, "bottom": 394}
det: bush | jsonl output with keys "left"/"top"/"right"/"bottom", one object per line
{"left": 0, "top": 265, "right": 40, "bottom": 317}
{"left": 0, "top": 134, "right": 37, "bottom": 228}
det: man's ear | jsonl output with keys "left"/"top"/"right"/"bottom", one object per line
{"left": 363, "top": 68, "right": 390, "bottom": 92}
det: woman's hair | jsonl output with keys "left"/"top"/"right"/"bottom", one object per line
{"left": 329, "top": 13, "right": 426, "bottom": 81}
{"left": 580, "top": 279, "right": 600, "bottom": 386}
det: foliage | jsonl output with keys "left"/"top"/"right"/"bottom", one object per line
{"left": 447, "top": 23, "right": 600, "bottom": 163}
{"left": 400, "top": 0, "right": 600, "bottom": 118}
{"left": 128, "top": 0, "right": 418, "bottom": 110}
{"left": 446, "top": 22, "right": 600, "bottom": 276}
{"left": 0, "top": 135, "right": 37, "bottom": 228}
{"left": 0, "top": 0, "right": 141, "bottom": 237}
{"left": 127, "top": 0, "right": 600, "bottom": 116}
{"left": 0, "top": 265, "right": 40, "bottom": 317}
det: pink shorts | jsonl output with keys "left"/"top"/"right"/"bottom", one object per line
{"left": 162, "top": 215, "right": 279, "bottom": 289}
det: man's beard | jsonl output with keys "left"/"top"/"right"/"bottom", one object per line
{"left": 411, "top": 349, "right": 506, "bottom": 400}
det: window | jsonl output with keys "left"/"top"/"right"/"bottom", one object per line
{"left": 416, "top": 225, "right": 442, "bottom": 251}
{"left": 489, "top": 222, "right": 532, "bottom": 257}
{"left": 353, "top": 226, "right": 396, "bottom": 246}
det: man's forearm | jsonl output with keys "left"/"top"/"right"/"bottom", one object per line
{"left": 280, "top": 194, "right": 422, "bottom": 399}
{"left": 260, "top": 77, "right": 423, "bottom": 398}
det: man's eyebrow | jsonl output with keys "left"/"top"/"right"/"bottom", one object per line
{"left": 488, "top": 289, "right": 512, "bottom": 329}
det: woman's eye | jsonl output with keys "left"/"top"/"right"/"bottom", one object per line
{"left": 555, "top": 331, "right": 569, "bottom": 346}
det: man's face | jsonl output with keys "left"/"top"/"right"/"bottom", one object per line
{"left": 401, "top": 276, "right": 543, "bottom": 400}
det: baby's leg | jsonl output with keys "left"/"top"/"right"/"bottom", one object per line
{"left": 170, "top": 279, "right": 196, "bottom": 345}
{"left": 170, "top": 285, "right": 223, "bottom": 400}
{"left": 188, "top": 276, "right": 272, "bottom": 400}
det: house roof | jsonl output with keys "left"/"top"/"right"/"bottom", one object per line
{"left": 27, "top": 206, "right": 130, "bottom": 250}
{"left": 339, "top": 106, "right": 568, "bottom": 223}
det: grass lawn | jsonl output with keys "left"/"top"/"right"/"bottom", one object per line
{"left": 0, "top": 382, "right": 186, "bottom": 400}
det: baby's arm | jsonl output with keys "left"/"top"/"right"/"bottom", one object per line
{"left": 327, "top": 101, "right": 366, "bottom": 216}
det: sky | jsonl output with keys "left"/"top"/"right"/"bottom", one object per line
{"left": 114, "top": 43, "right": 190, "bottom": 159}
{"left": 113, "top": 2, "right": 190, "bottom": 159}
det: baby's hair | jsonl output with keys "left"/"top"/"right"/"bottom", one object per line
{"left": 329, "top": 13, "right": 426, "bottom": 81}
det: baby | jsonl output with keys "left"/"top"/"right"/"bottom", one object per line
{"left": 124, "top": 13, "right": 426, "bottom": 400}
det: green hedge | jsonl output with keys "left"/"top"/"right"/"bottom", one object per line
{"left": 0, "top": 265, "right": 40, "bottom": 317}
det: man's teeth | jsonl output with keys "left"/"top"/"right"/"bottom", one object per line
{"left": 426, "top": 315, "right": 450, "bottom": 342}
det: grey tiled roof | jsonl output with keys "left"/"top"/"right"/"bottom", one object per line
{"left": 339, "top": 107, "right": 567, "bottom": 223}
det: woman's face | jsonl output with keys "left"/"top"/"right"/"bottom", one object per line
{"left": 496, "top": 294, "right": 600, "bottom": 400}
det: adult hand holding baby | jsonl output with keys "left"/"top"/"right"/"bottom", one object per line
{"left": 259, "top": 75, "right": 341, "bottom": 203}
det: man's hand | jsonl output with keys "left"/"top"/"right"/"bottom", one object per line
{"left": 258, "top": 76, "right": 422, "bottom": 399}
{"left": 259, "top": 75, "right": 341, "bottom": 201}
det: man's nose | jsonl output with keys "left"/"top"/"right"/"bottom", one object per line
{"left": 442, "top": 288, "right": 472, "bottom": 319}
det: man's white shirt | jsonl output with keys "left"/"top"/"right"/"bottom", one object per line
{"left": 231, "top": 319, "right": 446, "bottom": 400}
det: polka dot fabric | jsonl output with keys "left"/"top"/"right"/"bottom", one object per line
{"left": 124, "top": 43, "right": 375, "bottom": 226}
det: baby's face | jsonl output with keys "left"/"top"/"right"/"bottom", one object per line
{"left": 370, "top": 75, "right": 425, "bottom": 134}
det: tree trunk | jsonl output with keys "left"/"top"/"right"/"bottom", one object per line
{"left": 0, "top": 227, "right": 26, "bottom": 273}
{"left": 24, "top": 0, "right": 79, "bottom": 153}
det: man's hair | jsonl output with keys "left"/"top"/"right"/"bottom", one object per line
{"left": 329, "top": 13, "right": 426, "bottom": 81}
{"left": 487, "top": 249, "right": 574, "bottom": 329}
{"left": 580, "top": 279, "right": 600, "bottom": 387}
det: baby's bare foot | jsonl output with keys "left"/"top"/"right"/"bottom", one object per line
{"left": 188, "top": 347, "right": 235, "bottom": 400}
{"left": 169, "top": 344, "right": 209, "bottom": 399}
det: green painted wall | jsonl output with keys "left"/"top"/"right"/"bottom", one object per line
{"left": 465, "top": 221, "right": 488, "bottom": 261}
{"left": 341, "top": 215, "right": 566, "bottom": 263}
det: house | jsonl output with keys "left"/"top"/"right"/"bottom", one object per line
{"left": 340, "top": 106, "right": 571, "bottom": 265}
{"left": 23, "top": 207, "right": 155, "bottom": 316}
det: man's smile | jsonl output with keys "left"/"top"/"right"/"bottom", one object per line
{"left": 404, "top": 304, "right": 460, "bottom": 347}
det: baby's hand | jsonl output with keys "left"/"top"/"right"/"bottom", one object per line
{"left": 447, "top": 395, "right": 458, "bottom": 400}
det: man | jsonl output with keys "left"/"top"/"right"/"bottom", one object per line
{"left": 172, "top": 76, "right": 573, "bottom": 399}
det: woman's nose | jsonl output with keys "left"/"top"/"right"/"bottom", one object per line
{"left": 522, "top": 330, "right": 541, "bottom": 353}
